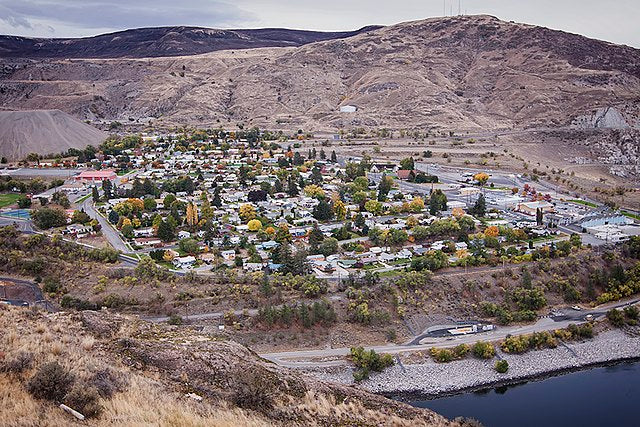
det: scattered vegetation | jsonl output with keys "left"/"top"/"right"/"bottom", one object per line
{"left": 349, "top": 347, "right": 395, "bottom": 381}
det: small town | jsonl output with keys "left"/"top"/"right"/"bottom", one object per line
{"left": 2, "top": 129, "right": 638, "bottom": 282}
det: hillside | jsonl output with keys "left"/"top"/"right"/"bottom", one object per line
{"left": 0, "top": 306, "right": 464, "bottom": 426}
{"left": 0, "top": 110, "right": 106, "bottom": 160}
{"left": 0, "top": 26, "right": 380, "bottom": 59}
{"left": 1, "top": 15, "right": 639, "bottom": 132}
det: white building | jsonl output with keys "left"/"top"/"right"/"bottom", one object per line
{"left": 339, "top": 105, "right": 357, "bottom": 113}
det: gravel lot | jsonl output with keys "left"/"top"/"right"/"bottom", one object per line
{"left": 304, "top": 329, "right": 640, "bottom": 396}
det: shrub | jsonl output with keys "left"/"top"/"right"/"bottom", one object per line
{"left": 168, "top": 314, "right": 183, "bottom": 325}
{"left": 232, "top": 368, "right": 276, "bottom": 411}
{"left": 1, "top": 351, "right": 34, "bottom": 373}
{"left": 495, "top": 360, "right": 509, "bottom": 374}
{"left": 27, "top": 362, "right": 74, "bottom": 402}
{"left": 89, "top": 368, "right": 127, "bottom": 398}
{"left": 350, "top": 347, "right": 394, "bottom": 381}
{"left": 607, "top": 309, "right": 625, "bottom": 327}
{"left": 471, "top": 341, "right": 495, "bottom": 359}
{"left": 64, "top": 383, "right": 102, "bottom": 418}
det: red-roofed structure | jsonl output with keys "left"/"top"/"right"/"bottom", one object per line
{"left": 75, "top": 170, "right": 117, "bottom": 183}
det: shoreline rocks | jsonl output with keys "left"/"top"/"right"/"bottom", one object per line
{"left": 301, "top": 329, "right": 640, "bottom": 398}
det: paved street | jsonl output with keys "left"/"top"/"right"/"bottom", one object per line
{"left": 260, "top": 298, "right": 640, "bottom": 367}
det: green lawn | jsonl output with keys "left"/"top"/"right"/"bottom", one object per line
{"left": 0, "top": 193, "right": 21, "bottom": 208}
{"left": 622, "top": 211, "right": 640, "bottom": 221}
{"left": 568, "top": 199, "right": 598, "bottom": 208}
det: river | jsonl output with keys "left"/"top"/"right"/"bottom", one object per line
{"left": 409, "top": 361, "right": 640, "bottom": 427}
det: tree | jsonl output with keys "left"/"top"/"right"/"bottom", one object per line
{"left": 143, "top": 197, "right": 157, "bottom": 211}
{"left": 313, "top": 200, "right": 334, "bottom": 221}
{"left": 186, "top": 202, "right": 199, "bottom": 227}
{"left": 429, "top": 190, "right": 447, "bottom": 215}
{"left": 51, "top": 191, "right": 70, "bottom": 208}
{"left": 364, "top": 200, "right": 383, "bottom": 215}
{"left": 287, "top": 175, "right": 299, "bottom": 196}
{"left": 32, "top": 207, "right": 67, "bottom": 229}
{"left": 102, "top": 179, "right": 113, "bottom": 200}
{"left": 248, "top": 189, "right": 268, "bottom": 202}
{"left": 469, "top": 193, "right": 486, "bottom": 217}
{"left": 247, "top": 219, "right": 262, "bottom": 231}
{"left": 474, "top": 172, "right": 490, "bottom": 186}
{"left": 239, "top": 204, "right": 257, "bottom": 222}
{"left": 399, "top": 157, "right": 415, "bottom": 171}
{"left": 377, "top": 175, "right": 394, "bottom": 201}
{"left": 179, "top": 238, "right": 200, "bottom": 254}
{"left": 308, "top": 223, "right": 325, "bottom": 253}
{"left": 108, "top": 209, "right": 119, "bottom": 224}
{"left": 91, "top": 186, "right": 100, "bottom": 202}
{"left": 17, "top": 195, "right": 31, "bottom": 208}
{"left": 311, "top": 167, "right": 323, "bottom": 184}
{"left": 330, "top": 150, "right": 337, "bottom": 163}
{"left": 318, "top": 237, "right": 339, "bottom": 256}
{"left": 157, "top": 219, "right": 176, "bottom": 242}
{"left": 536, "top": 207, "right": 543, "bottom": 226}
{"left": 71, "top": 210, "right": 90, "bottom": 224}
{"left": 163, "top": 194, "right": 176, "bottom": 208}
{"left": 304, "top": 184, "right": 325, "bottom": 198}
{"left": 333, "top": 198, "right": 347, "bottom": 220}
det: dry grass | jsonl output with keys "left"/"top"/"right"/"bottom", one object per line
{"left": 0, "top": 306, "right": 457, "bottom": 427}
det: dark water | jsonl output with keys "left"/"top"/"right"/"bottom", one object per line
{"left": 409, "top": 361, "right": 640, "bottom": 427}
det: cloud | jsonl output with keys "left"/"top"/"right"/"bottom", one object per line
{"left": 0, "top": 0, "right": 255, "bottom": 35}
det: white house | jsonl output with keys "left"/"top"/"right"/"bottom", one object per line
{"left": 173, "top": 256, "right": 196, "bottom": 269}
{"left": 339, "top": 105, "right": 357, "bottom": 113}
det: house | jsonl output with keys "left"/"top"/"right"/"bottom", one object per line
{"left": 579, "top": 213, "right": 632, "bottom": 230}
{"left": 173, "top": 256, "right": 196, "bottom": 269}
{"left": 199, "top": 253, "right": 217, "bottom": 264}
{"left": 244, "top": 262, "right": 264, "bottom": 272}
{"left": 517, "top": 201, "right": 554, "bottom": 216}
{"left": 134, "top": 237, "right": 162, "bottom": 247}
{"left": 396, "top": 170, "right": 414, "bottom": 181}
{"left": 75, "top": 170, "right": 117, "bottom": 183}
{"left": 221, "top": 250, "right": 236, "bottom": 262}
{"left": 65, "top": 224, "right": 93, "bottom": 236}
{"left": 178, "top": 230, "right": 191, "bottom": 239}
{"left": 134, "top": 227, "right": 154, "bottom": 237}
{"left": 339, "top": 105, "right": 357, "bottom": 113}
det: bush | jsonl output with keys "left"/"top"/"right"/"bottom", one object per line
{"left": 350, "top": 347, "right": 394, "bottom": 381}
{"left": 0, "top": 351, "right": 34, "bottom": 373}
{"left": 232, "top": 368, "right": 275, "bottom": 411}
{"left": 27, "top": 362, "right": 74, "bottom": 402}
{"left": 471, "top": 341, "right": 495, "bottom": 359}
{"left": 89, "top": 368, "right": 126, "bottom": 398}
{"left": 607, "top": 309, "right": 625, "bottom": 327}
{"left": 168, "top": 314, "right": 183, "bottom": 325}
{"left": 64, "top": 383, "right": 102, "bottom": 418}
{"left": 495, "top": 360, "right": 509, "bottom": 374}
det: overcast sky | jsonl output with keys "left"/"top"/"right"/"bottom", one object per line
{"left": 1, "top": 0, "right": 639, "bottom": 48}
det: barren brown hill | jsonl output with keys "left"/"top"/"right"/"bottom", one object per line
{"left": 0, "top": 26, "right": 381, "bottom": 59}
{"left": 0, "top": 110, "right": 107, "bottom": 160}
{"left": 0, "top": 306, "right": 464, "bottom": 426}
{"left": 0, "top": 15, "right": 639, "bottom": 132}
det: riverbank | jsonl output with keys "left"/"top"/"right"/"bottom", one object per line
{"left": 303, "top": 328, "right": 640, "bottom": 397}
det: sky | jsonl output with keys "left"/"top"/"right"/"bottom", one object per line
{"left": 0, "top": 0, "right": 639, "bottom": 48}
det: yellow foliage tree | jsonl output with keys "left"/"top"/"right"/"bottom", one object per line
{"left": 304, "top": 185, "right": 325, "bottom": 198}
{"left": 452, "top": 207, "right": 465, "bottom": 218}
{"left": 485, "top": 225, "right": 499, "bottom": 237}
{"left": 239, "top": 203, "right": 256, "bottom": 222}
{"left": 406, "top": 215, "right": 418, "bottom": 227}
{"left": 247, "top": 219, "right": 262, "bottom": 232}
{"left": 186, "top": 202, "right": 199, "bottom": 227}
{"left": 333, "top": 199, "right": 347, "bottom": 220}
{"left": 474, "top": 172, "right": 490, "bottom": 186}
{"left": 163, "top": 250, "right": 175, "bottom": 262}
{"left": 410, "top": 197, "right": 425, "bottom": 213}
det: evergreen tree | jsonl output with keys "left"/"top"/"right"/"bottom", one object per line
{"left": 102, "top": 179, "right": 113, "bottom": 200}
{"left": 470, "top": 193, "right": 486, "bottom": 217}
{"left": 287, "top": 175, "right": 299, "bottom": 196}
{"left": 313, "top": 200, "right": 334, "bottom": 222}
{"left": 308, "top": 223, "right": 325, "bottom": 253}
{"left": 311, "top": 166, "right": 323, "bottom": 184}
{"left": 91, "top": 186, "right": 100, "bottom": 202}
{"left": 330, "top": 150, "right": 337, "bottom": 163}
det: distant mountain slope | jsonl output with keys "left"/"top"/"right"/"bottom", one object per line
{"left": 0, "top": 26, "right": 381, "bottom": 58}
{"left": 0, "top": 110, "right": 106, "bottom": 160}
{"left": 0, "top": 15, "right": 639, "bottom": 131}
